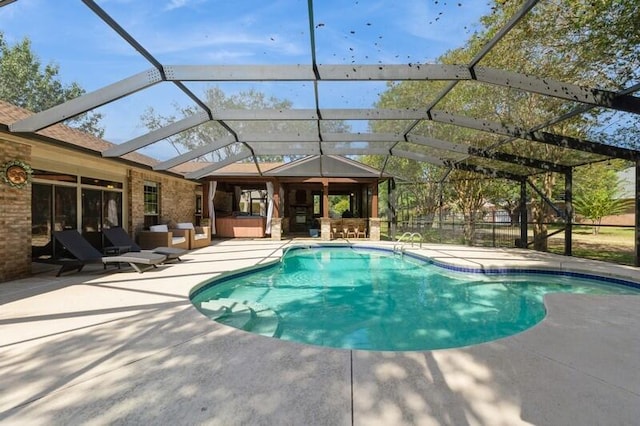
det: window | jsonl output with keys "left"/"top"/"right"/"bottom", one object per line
{"left": 81, "top": 176, "right": 123, "bottom": 189}
{"left": 313, "top": 193, "right": 321, "bottom": 215}
{"left": 144, "top": 181, "right": 159, "bottom": 227}
{"left": 195, "top": 194, "right": 202, "bottom": 226}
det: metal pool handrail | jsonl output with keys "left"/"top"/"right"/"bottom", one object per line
{"left": 394, "top": 232, "right": 423, "bottom": 252}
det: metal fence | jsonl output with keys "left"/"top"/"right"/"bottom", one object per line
{"left": 380, "top": 213, "right": 520, "bottom": 248}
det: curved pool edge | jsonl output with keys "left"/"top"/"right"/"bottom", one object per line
{"left": 189, "top": 254, "right": 284, "bottom": 299}
{"left": 189, "top": 241, "right": 640, "bottom": 301}
{"left": 297, "top": 242, "right": 640, "bottom": 289}
{"left": 187, "top": 241, "right": 640, "bottom": 353}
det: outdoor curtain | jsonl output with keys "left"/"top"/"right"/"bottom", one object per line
{"left": 234, "top": 186, "right": 242, "bottom": 211}
{"left": 208, "top": 180, "right": 217, "bottom": 235}
{"left": 265, "top": 181, "right": 274, "bottom": 234}
{"left": 279, "top": 186, "right": 285, "bottom": 217}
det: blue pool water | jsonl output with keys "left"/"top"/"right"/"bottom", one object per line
{"left": 190, "top": 246, "right": 640, "bottom": 351}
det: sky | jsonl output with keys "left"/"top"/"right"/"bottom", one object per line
{"left": 0, "top": 0, "right": 494, "bottom": 160}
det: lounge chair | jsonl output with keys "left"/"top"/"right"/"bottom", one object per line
{"left": 52, "top": 230, "right": 166, "bottom": 276}
{"left": 103, "top": 227, "right": 186, "bottom": 262}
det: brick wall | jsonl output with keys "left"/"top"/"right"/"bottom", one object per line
{"left": 0, "top": 139, "right": 32, "bottom": 282}
{"left": 129, "top": 169, "right": 198, "bottom": 234}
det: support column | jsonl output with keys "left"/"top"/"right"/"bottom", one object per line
{"left": 519, "top": 179, "right": 528, "bottom": 248}
{"left": 270, "top": 218, "right": 282, "bottom": 240}
{"left": 369, "top": 218, "right": 381, "bottom": 241}
{"left": 202, "top": 181, "right": 210, "bottom": 219}
{"left": 635, "top": 160, "right": 640, "bottom": 266}
{"left": 369, "top": 182, "right": 379, "bottom": 240}
{"left": 564, "top": 168, "right": 573, "bottom": 256}
{"left": 320, "top": 218, "right": 331, "bottom": 241}
{"left": 388, "top": 178, "right": 397, "bottom": 240}
{"left": 371, "top": 182, "right": 379, "bottom": 218}
{"left": 439, "top": 181, "right": 444, "bottom": 243}
{"left": 321, "top": 179, "right": 330, "bottom": 240}
{"left": 322, "top": 178, "right": 329, "bottom": 219}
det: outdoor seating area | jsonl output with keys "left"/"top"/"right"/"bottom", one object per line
{"left": 51, "top": 229, "right": 167, "bottom": 276}
{"left": 32, "top": 227, "right": 196, "bottom": 277}
{"left": 330, "top": 218, "right": 368, "bottom": 239}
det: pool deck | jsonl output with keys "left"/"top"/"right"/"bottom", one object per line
{"left": 2, "top": 239, "right": 640, "bottom": 425}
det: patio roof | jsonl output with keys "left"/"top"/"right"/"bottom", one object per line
{"left": 1, "top": 0, "right": 639, "bottom": 181}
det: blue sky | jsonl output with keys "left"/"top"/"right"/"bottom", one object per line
{"left": 0, "top": 0, "right": 493, "bottom": 159}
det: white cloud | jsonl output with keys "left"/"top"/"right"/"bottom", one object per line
{"left": 164, "top": 0, "right": 202, "bottom": 11}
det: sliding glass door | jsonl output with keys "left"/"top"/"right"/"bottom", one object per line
{"left": 32, "top": 170, "right": 124, "bottom": 256}
{"left": 82, "top": 189, "right": 123, "bottom": 250}
{"left": 31, "top": 183, "right": 77, "bottom": 257}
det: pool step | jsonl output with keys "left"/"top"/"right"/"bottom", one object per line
{"left": 245, "top": 302, "right": 281, "bottom": 338}
{"left": 198, "top": 298, "right": 281, "bottom": 337}
{"left": 199, "top": 299, "right": 253, "bottom": 329}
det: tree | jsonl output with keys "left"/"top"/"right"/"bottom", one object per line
{"left": 572, "top": 163, "right": 632, "bottom": 234}
{"left": 141, "top": 86, "right": 350, "bottom": 161}
{"left": 366, "top": 0, "right": 640, "bottom": 251}
{"left": 447, "top": 171, "right": 489, "bottom": 245}
{"left": 471, "top": 0, "right": 640, "bottom": 250}
{"left": 0, "top": 32, "right": 104, "bottom": 137}
{"left": 483, "top": 179, "right": 521, "bottom": 226}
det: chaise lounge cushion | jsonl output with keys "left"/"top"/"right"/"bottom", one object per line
{"left": 103, "top": 227, "right": 186, "bottom": 261}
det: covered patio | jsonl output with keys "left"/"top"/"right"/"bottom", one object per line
{"left": 198, "top": 154, "right": 390, "bottom": 240}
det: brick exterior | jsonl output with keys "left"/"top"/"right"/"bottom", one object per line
{"left": 0, "top": 143, "right": 199, "bottom": 283}
{"left": 0, "top": 139, "right": 32, "bottom": 282}
{"left": 129, "top": 169, "right": 199, "bottom": 235}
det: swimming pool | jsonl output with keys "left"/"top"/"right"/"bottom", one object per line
{"left": 190, "top": 245, "right": 640, "bottom": 351}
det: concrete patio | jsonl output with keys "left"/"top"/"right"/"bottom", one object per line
{"left": 1, "top": 239, "right": 639, "bottom": 425}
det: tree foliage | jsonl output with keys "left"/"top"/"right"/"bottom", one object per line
{"left": 362, "top": 0, "right": 639, "bottom": 249}
{"left": 141, "top": 86, "right": 350, "bottom": 162}
{"left": 572, "top": 163, "right": 632, "bottom": 234}
{"left": 0, "top": 32, "right": 104, "bottom": 137}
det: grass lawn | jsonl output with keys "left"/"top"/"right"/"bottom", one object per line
{"left": 548, "top": 225, "right": 635, "bottom": 265}
{"left": 383, "top": 223, "right": 637, "bottom": 266}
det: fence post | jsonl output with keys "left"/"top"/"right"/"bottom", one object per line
{"left": 565, "top": 168, "right": 573, "bottom": 256}
{"left": 519, "top": 179, "right": 528, "bottom": 248}
{"left": 492, "top": 210, "right": 496, "bottom": 247}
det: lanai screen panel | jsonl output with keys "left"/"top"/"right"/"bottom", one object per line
{"left": 1, "top": 0, "right": 639, "bottom": 179}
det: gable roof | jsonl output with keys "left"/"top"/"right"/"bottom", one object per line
{"left": 0, "top": 100, "right": 184, "bottom": 174}
{"left": 195, "top": 161, "right": 282, "bottom": 176}
{"left": 265, "top": 155, "right": 388, "bottom": 178}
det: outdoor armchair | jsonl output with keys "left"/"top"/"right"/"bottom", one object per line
{"left": 175, "top": 222, "right": 210, "bottom": 249}
{"left": 137, "top": 224, "right": 189, "bottom": 251}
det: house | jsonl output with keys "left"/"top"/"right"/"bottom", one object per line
{"left": 0, "top": 101, "right": 202, "bottom": 282}
{"left": 0, "top": 100, "right": 388, "bottom": 282}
